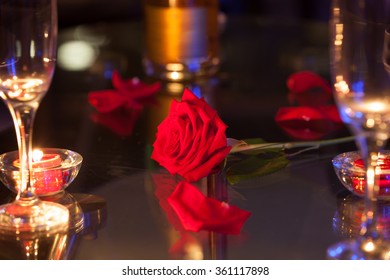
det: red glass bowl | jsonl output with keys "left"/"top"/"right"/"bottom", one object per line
{"left": 332, "top": 151, "right": 390, "bottom": 199}
{"left": 0, "top": 148, "right": 82, "bottom": 196}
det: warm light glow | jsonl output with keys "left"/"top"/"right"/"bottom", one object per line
{"left": 32, "top": 149, "right": 44, "bottom": 162}
{"left": 166, "top": 82, "right": 184, "bottom": 95}
{"left": 30, "top": 40, "right": 36, "bottom": 58}
{"left": 362, "top": 240, "right": 375, "bottom": 252}
{"left": 366, "top": 118, "right": 375, "bottom": 128}
{"left": 185, "top": 243, "right": 204, "bottom": 260}
{"left": 366, "top": 101, "right": 387, "bottom": 112}
{"left": 0, "top": 77, "right": 43, "bottom": 100}
{"left": 168, "top": 71, "right": 183, "bottom": 80}
{"left": 367, "top": 168, "right": 375, "bottom": 187}
{"left": 23, "top": 79, "right": 43, "bottom": 89}
{"left": 166, "top": 63, "right": 184, "bottom": 71}
{"left": 334, "top": 23, "right": 344, "bottom": 46}
{"left": 57, "top": 40, "right": 97, "bottom": 71}
{"left": 366, "top": 210, "right": 375, "bottom": 221}
{"left": 334, "top": 80, "right": 350, "bottom": 94}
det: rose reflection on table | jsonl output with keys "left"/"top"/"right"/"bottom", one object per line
{"left": 147, "top": 87, "right": 254, "bottom": 259}
{"left": 150, "top": 170, "right": 250, "bottom": 260}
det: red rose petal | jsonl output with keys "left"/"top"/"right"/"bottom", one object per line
{"left": 275, "top": 106, "right": 342, "bottom": 140}
{"left": 182, "top": 88, "right": 200, "bottom": 102}
{"left": 318, "top": 105, "right": 342, "bottom": 124}
{"left": 179, "top": 147, "right": 231, "bottom": 182}
{"left": 175, "top": 102, "right": 205, "bottom": 163}
{"left": 112, "top": 70, "right": 128, "bottom": 95}
{"left": 152, "top": 119, "right": 184, "bottom": 175}
{"left": 88, "top": 90, "right": 127, "bottom": 113}
{"left": 275, "top": 106, "right": 327, "bottom": 122}
{"left": 126, "top": 79, "right": 162, "bottom": 99}
{"left": 287, "top": 71, "right": 332, "bottom": 106}
{"left": 88, "top": 70, "right": 161, "bottom": 113}
{"left": 167, "top": 182, "right": 251, "bottom": 235}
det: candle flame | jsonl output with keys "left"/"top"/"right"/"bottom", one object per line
{"left": 32, "top": 149, "right": 44, "bottom": 162}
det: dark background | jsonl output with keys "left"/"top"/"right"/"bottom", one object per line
{"left": 58, "top": 0, "right": 331, "bottom": 28}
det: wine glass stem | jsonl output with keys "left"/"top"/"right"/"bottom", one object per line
{"left": 360, "top": 136, "right": 383, "bottom": 239}
{"left": 9, "top": 103, "right": 38, "bottom": 201}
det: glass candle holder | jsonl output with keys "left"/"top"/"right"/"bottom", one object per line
{"left": 0, "top": 148, "right": 82, "bottom": 196}
{"left": 333, "top": 151, "right": 390, "bottom": 199}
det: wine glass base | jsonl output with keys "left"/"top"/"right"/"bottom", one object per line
{"left": 327, "top": 237, "right": 390, "bottom": 260}
{"left": 0, "top": 199, "right": 69, "bottom": 233}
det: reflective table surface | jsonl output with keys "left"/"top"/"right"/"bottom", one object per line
{"left": 0, "top": 15, "right": 361, "bottom": 260}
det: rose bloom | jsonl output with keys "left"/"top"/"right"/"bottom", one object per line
{"left": 151, "top": 89, "right": 231, "bottom": 182}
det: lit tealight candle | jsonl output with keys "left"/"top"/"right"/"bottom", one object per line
{"left": 13, "top": 149, "right": 62, "bottom": 169}
{"left": 31, "top": 149, "right": 62, "bottom": 169}
{"left": 13, "top": 148, "right": 64, "bottom": 195}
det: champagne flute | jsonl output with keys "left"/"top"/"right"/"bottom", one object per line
{"left": 328, "top": 0, "right": 390, "bottom": 259}
{"left": 0, "top": 0, "right": 69, "bottom": 232}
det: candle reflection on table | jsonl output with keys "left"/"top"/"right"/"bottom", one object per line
{"left": 0, "top": 226, "right": 68, "bottom": 260}
{"left": 0, "top": 191, "right": 81, "bottom": 260}
{"left": 0, "top": 191, "right": 107, "bottom": 259}
{"left": 333, "top": 191, "right": 390, "bottom": 239}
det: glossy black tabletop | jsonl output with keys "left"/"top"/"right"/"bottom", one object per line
{"left": 0, "top": 15, "right": 362, "bottom": 260}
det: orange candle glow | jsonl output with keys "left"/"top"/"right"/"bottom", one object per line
{"left": 13, "top": 149, "right": 64, "bottom": 195}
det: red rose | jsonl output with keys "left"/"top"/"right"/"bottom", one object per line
{"left": 151, "top": 88, "right": 231, "bottom": 182}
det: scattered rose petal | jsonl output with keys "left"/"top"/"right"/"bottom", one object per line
{"left": 167, "top": 181, "right": 251, "bottom": 235}
{"left": 275, "top": 106, "right": 342, "bottom": 140}
{"left": 88, "top": 90, "right": 128, "bottom": 113}
{"left": 276, "top": 71, "right": 343, "bottom": 140}
{"left": 88, "top": 70, "right": 160, "bottom": 136}
{"left": 287, "top": 71, "right": 332, "bottom": 106}
{"left": 88, "top": 70, "right": 161, "bottom": 113}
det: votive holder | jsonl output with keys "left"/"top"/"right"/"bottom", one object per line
{"left": 0, "top": 148, "right": 83, "bottom": 196}
{"left": 332, "top": 151, "right": 390, "bottom": 199}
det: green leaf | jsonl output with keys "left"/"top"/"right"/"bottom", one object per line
{"left": 226, "top": 153, "right": 289, "bottom": 185}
